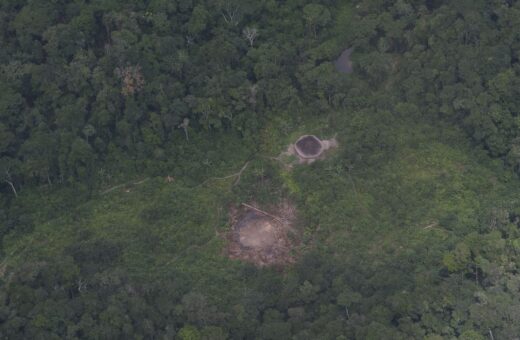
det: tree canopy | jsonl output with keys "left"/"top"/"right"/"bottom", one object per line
{"left": 2, "top": 0, "right": 520, "bottom": 339}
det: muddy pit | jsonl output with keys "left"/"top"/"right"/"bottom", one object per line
{"left": 295, "top": 135, "right": 323, "bottom": 158}
{"left": 281, "top": 135, "right": 338, "bottom": 165}
{"left": 226, "top": 202, "right": 298, "bottom": 267}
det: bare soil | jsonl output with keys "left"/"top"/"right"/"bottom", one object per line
{"left": 236, "top": 212, "right": 278, "bottom": 249}
{"left": 225, "top": 201, "right": 298, "bottom": 267}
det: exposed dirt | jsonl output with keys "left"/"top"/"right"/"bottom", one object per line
{"left": 236, "top": 212, "right": 278, "bottom": 249}
{"left": 226, "top": 201, "right": 298, "bottom": 267}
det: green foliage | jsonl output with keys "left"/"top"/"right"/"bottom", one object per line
{"left": 303, "top": 4, "right": 332, "bottom": 37}
{"left": 443, "top": 243, "right": 471, "bottom": 272}
{"left": 4, "top": 0, "right": 520, "bottom": 339}
{"left": 178, "top": 325, "right": 201, "bottom": 340}
{"left": 187, "top": 5, "right": 209, "bottom": 36}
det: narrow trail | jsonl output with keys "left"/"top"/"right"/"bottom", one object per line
{"left": 100, "top": 178, "right": 150, "bottom": 195}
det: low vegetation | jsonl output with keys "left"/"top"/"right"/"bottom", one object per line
{"left": 2, "top": 0, "right": 520, "bottom": 339}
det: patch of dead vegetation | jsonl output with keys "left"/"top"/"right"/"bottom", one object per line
{"left": 225, "top": 200, "right": 299, "bottom": 267}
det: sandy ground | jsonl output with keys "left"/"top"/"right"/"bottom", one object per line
{"left": 226, "top": 201, "right": 298, "bottom": 266}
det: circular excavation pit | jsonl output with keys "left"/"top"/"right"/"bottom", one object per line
{"left": 281, "top": 134, "right": 337, "bottom": 165}
{"left": 294, "top": 135, "right": 323, "bottom": 159}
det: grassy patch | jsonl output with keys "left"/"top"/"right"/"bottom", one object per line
{"left": 3, "top": 109, "right": 520, "bottom": 317}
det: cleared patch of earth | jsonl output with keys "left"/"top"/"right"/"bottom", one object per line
{"left": 237, "top": 212, "right": 278, "bottom": 249}
{"left": 226, "top": 201, "right": 299, "bottom": 267}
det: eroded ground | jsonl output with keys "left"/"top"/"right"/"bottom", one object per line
{"left": 226, "top": 201, "right": 298, "bottom": 266}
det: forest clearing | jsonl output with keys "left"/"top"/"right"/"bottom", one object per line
{"left": 2, "top": 1, "right": 520, "bottom": 339}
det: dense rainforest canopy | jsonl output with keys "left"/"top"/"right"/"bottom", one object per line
{"left": 2, "top": 0, "right": 520, "bottom": 339}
